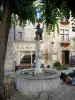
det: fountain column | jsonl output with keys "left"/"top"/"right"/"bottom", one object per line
{"left": 35, "top": 37, "right": 42, "bottom": 74}
{"left": 34, "top": 24, "right": 43, "bottom": 74}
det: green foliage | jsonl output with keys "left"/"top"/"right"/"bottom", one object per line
{"left": 37, "top": 0, "right": 70, "bottom": 34}
{"left": 54, "top": 61, "right": 69, "bottom": 70}
{"left": 61, "top": 64, "right": 69, "bottom": 70}
{"left": 1, "top": 0, "right": 75, "bottom": 34}
{"left": 0, "top": 0, "right": 36, "bottom": 24}
{"left": 40, "top": 0, "right": 59, "bottom": 32}
{"left": 54, "top": 61, "right": 61, "bottom": 68}
{"left": 13, "top": 0, "right": 36, "bottom": 24}
{"left": 66, "top": 0, "right": 75, "bottom": 17}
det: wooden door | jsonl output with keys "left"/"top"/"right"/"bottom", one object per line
{"left": 62, "top": 51, "right": 69, "bottom": 64}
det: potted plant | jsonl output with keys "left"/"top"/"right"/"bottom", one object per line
{"left": 64, "top": 42, "right": 70, "bottom": 47}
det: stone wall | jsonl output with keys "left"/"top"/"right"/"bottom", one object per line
{"left": 4, "top": 25, "right": 14, "bottom": 71}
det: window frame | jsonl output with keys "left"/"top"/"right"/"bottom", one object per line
{"left": 18, "top": 31, "right": 22, "bottom": 40}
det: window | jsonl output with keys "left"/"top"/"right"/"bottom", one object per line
{"left": 59, "top": 29, "right": 69, "bottom": 43}
{"left": 60, "top": 34, "right": 69, "bottom": 43}
{"left": 18, "top": 32, "right": 22, "bottom": 40}
{"left": 60, "top": 34, "right": 64, "bottom": 42}
{"left": 64, "top": 34, "right": 69, "bottom": 42}
{"left": 72, "top": 27, "right": 75, "bottom": 32}
{"left": 64, "top": 30, "right": 69, "bottom": 34}
{"left": 60, "top": 29, "right": 64, "bottom": 34}
{"left": 20, "top": 55, "right": 31, "bottom": 64}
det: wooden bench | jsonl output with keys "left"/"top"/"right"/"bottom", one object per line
{"left": 15, "top": 64, "right": 32, "bottom": 71}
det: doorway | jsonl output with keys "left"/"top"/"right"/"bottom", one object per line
{"left": 32, "top": 54, "right": 35, "bottom": 63}
{"left": 62, "top": 50, "right": 69, "bottom": 64}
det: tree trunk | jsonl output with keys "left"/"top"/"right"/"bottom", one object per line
{"left": 0, "top": 0, "right": 11, "bottom": 99}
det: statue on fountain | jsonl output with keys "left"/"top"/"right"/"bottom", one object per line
{"left": 35, "top": 24, "right": 43, "bottom": 40}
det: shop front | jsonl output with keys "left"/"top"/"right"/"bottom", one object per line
{"left": 14, "top": 42, "right": 36, "bottom": 71}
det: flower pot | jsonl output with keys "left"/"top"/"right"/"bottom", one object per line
{"left": 60, "top": 21, "right": 70, "bottom": 25}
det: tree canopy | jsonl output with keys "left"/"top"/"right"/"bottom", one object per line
{"left": 0, "top": 0, "right": 36, "bottom": 24}
{"left": 37, "top": 0, "right": 75, "bottom": 32}
{"left": 34, "top": 0, "right": 75, "bottom": 33}
{"left": 0, "top": 0, "right": 75, "bottom": 29}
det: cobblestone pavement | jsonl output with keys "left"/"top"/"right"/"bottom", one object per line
{"left": 9, "top": 81, "right": 75, "bottom": 100}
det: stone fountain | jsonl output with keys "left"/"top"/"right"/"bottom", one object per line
{"left": 14, "top": 24, "right": 60, "bottom": 95}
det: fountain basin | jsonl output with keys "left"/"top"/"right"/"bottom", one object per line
{"left": 14, "top": 68, "right": 60, "bottom": 95}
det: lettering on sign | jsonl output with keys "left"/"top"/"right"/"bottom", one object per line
{"left": 16, "top": 44, "right": 35, "bottom": 50}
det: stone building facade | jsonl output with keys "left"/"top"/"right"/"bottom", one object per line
{"left": 5, "top": 22, "right": 44, "bottom": 71}
{"left": 5, "top": 18, "right": 75, "bottom": 71}
{"left": 44, "top": 17, "right": 75, "bottom": 67}
{"left": 13, "top": 22, "right": 44, "bottom": 71}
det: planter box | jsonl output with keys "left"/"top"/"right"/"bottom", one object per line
{"left": 60, "top": 21, "right": 70, "bottom": 25}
